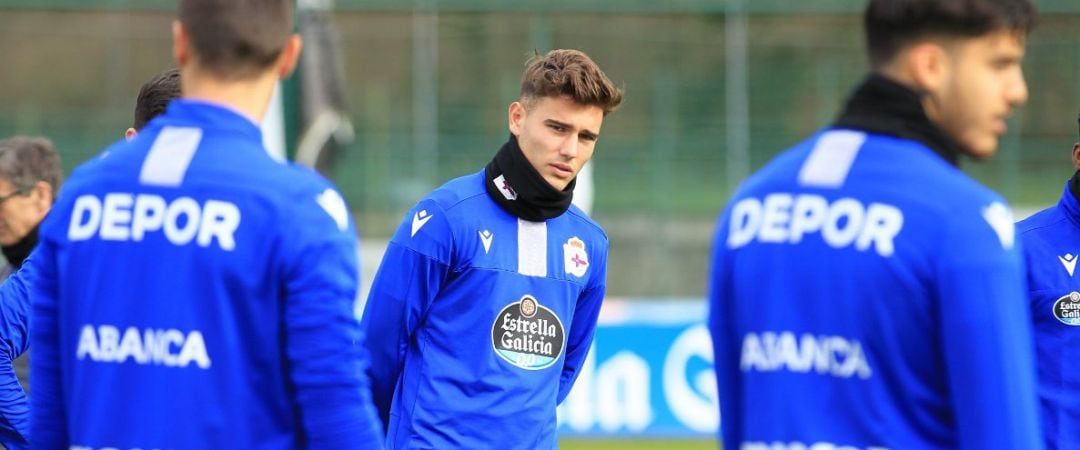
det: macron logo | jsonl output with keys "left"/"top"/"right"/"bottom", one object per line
{"left": 479, "top": 229, "right": 493, "bottom": 253}
{"left": 1061, "top": 253, "right": 1078, "bottom": 277}
{"left": 411, "top": 210, "right": 433, "bottom": 237}
{"left": 981, "top": 202, "right": 1014, "bottom": 250}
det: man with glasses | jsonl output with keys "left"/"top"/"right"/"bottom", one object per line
{"left": 0, "top": 137, "right": 61, "bottom": 281}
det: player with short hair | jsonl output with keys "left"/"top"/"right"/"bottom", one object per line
{"left": 360, "top": 48, "right": 622, "bottom": 449}
{"left": 708, "top": 0, "right": 1042, "bottom": 449}
{"left": 1017, "top": 115, "right": 1080, "bottom": 450}
{"left": 127, "top": 67, "right": 181, "bottom": 140}
{"left": 27, "top": 0, "right": 383, "bottom": 447}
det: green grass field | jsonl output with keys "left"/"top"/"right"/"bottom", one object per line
{"left": 560, "top": 439, "right": 716, "bottom": 450}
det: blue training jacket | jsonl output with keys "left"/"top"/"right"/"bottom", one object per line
{"left": 360, "top": 170, "right": 607, "bottom": 449}
{"left": 25, "top": 100, "right": 383, "bottom": 449}
{"left": 708, "top": 129, "right": 1043, "bottom": 450}
{"left": 1017, "top": 183, "right": 1080, "bottom": 450}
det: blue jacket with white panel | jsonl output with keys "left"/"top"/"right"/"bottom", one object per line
{"left": 360, "top": 169, "right": 607, "bottom": 449}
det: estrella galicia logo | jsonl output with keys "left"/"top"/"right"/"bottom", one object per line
{"left": 1054, "top": 291, "right": 1080, "bottom": 326}
{"left": 492, "top": 295, "right": 565, "bottom": 370}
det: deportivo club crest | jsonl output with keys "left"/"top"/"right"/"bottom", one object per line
{"left": 1054, "top": 291, "right": 1080, "bottom": 326}
{"left": 494, "top": 174, "right": 517, "bottom": 200}
{"left": 563, "top": 237, "right": 589, "bottom": 278}
{"left": 491, "top": 295, "right": 565, "bottom": 370}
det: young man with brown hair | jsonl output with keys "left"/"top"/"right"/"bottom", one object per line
{"left": 27, "top": 0, "right": 382, "bottom": 447}
{"left": 709, "top": 0, "right": 1042, "bottom": 449}
{"left": 360, "top": 48, "right": 622, "bottom": 449}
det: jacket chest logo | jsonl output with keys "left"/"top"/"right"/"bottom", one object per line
{"left": 1054, "top": 291, "right": 1080, "bottom": 326}
{"left": 563, "top": 237, "right": 589, "bottom": 278}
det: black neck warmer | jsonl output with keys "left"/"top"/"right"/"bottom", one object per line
{"left": 484, "top": 135, "right": 575, "bottom": 221}
{"left": 834, "top": 74, "right": 963, "bottom": 167}
{"left": 3, "top": 224, "right": 37, "bottom": 270}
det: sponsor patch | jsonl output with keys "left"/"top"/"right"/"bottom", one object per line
{"left": 1054, "top": 291, "right": 1080, "bottom": 326}
{"left": 563, "top": 237, "right": 589, "bottom": 277}
{"left": 491, "top": 295, "right": 565, "bottom": 370}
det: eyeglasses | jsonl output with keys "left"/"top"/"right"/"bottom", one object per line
{"left": 0, "top": 188, "right": 30, "bottom": 206}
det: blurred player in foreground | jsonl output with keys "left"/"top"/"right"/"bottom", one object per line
{"left": 26, "top": 0, "right": 383, "bottom": 447}
{"left": 708, "top": 0, "right": 1043, "bottom": 449}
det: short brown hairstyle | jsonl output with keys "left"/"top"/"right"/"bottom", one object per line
{"left": 520, "top": 49, "right": 623, "bottom": 116}
{"left": 865, "top": 0, "right": 1037, "bottom": 68}
{"left": 133, "top": 68, "right": 181, "bottom": 130}
{"left": 0, "top": 137, "right": 62, "bottom": 202}
{"left": 178, "top": 0, "right": 294, "bottom": 80}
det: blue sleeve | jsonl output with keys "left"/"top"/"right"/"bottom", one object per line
{"left": 707, "top": 207, "right": 740, "bottom": 450}
{"left": 281, "top": 187, "right": 383, "bottom": 449}
{"left": 359, "top": 201, "right": 451, "bottom": 429}
{"left": 556, "top": 246, "right": 606, "bottom": 404}
{"left": 936, "top": 201, "right": 1043, "bottom": 450}
{"left": 29, "top": 213, "right": 66, "bottom": 449}
{"left": 0, "top": 261, "right": 32, "bottom": 449}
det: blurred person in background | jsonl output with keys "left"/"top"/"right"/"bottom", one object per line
{"left": 1017, "top": 114, "right": 1080, "bottom": 450}
{"left": 708, "top": 0, "right": 1043, "bottom": 449}
{"left": 0, "top": 136, "right": 61, "bottom": 449}
{"left": 126, "top": 67, "right": 181, "bottom": 141}
{"left": 359, "top": 48, "right": 622, "bottom": 449}
{"left": 24, "top": 0, "right": 383, "bottom": 447}
{"left": 0, "top": 137, "right": 61, "bottom": 281}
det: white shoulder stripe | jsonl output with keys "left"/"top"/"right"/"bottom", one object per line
{"left": 798, "top": 130, "right": 866, "bottom": 188}
{"left": 517, "top": 219, "right": 547, "bottom": 277}
{"left": 139, "top": 126, "right": 203, "bottom": 187}
{"left": 982, "top": 202, "right": 1015, "bottom": 250}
